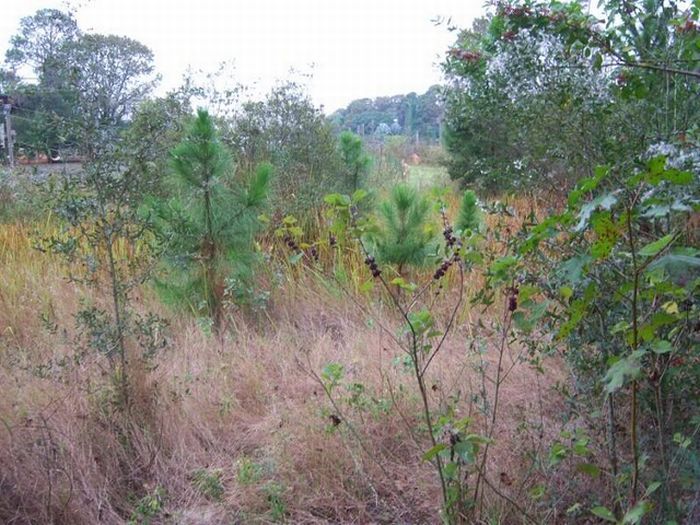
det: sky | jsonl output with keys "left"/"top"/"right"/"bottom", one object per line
{"left": 0, "top": 0, "right": 484, "bottom": 113}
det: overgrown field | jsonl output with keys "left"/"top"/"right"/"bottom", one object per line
{"left": 0, "top": 191, "right": 571, "bottom": 524}
{"left": 2, "top": 1, "right": 699, "bottom": 523}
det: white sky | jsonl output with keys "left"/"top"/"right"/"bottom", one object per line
{"left": 1, "top": 0, "right": 483, "bottom": 113}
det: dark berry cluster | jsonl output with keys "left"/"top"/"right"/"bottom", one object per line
{"left": 508, "top": 286, "right": 519, "bottom": 312}
{"left": 433, "top": 253, "right": 461, "bottom": 282}
{"left": 364, "top": 255, "right": 381, "bottom": 278}
{"left": 443, "top": 225, "right": 457, "bottom": 248}
{"left": 328, "top": 233, "right": 337, "bottom": 248}
{"left": 309, "top": 245, "right": 319, "bottom": 262}
{"left": 434, "top": 258, "right": 452, "bottom": 281}
{"left": 282, "top": 232, "right": 300, "bottom": 252}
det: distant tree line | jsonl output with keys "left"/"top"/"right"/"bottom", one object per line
{"left": 329, "top": 85, "right": 443, "bottom": 142}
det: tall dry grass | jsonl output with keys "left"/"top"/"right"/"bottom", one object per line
{"left": 1, "top": 195, "right": 586, "bottom": 524}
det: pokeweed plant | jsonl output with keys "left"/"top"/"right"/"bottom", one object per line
{"left": 309, "top": 187, "right": 533, "bottom": 524}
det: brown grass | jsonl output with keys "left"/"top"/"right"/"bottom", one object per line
{"left": 0, "top": 197, "right": 592, "bottom": 524}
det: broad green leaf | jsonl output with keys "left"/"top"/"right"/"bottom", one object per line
{"left": 390, "top": 277, "right": 417, "bottom": 292}
{"left": 576, "top": 462, "right": 601, "bottom": 478}
{"left": 622, "top": 500, "right": 652, "bottom": 524}
{"left": 575, "top": 192, "right": 618, "bottom": 232}
{"left": 645, "top": 481, "right": 662, "bottom": 497}
{"left": 351, "top": 189, "right": 368, "bottom": 203}
{"left": 549, "top": 442, "right": 568, "bottom": 466}
{"left": 651, "top": 340, "right": 672, "bottom": 354}
{"left": 591, "top": 212, "right": 619, "bottom": 259}
{"left": 324, "top": 193, "right": 351, "bottom": 206}
{"left": 639, "top": 234, "right": 674, "bottom": 257}
{"left": 559, "top": 255, "right": 591, "bottom": 284}
{"left": 604, "top": 351, "right": 644, "bottom": 393}
{"left": 591, "top": 506, "right": 617, "bottom": 522}
{"left": 422, "top": 443, "right": 448, "bottom": 462}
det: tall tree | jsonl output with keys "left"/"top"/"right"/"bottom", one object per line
{"left": 5, "top": 8, "right": 80, "bottom": 75}
{"left": 66, "top": 34, "right": 159, "bottom": 147}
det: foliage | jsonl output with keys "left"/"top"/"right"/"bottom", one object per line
{"left": 4, "top": 8, "right": 80, "bottom": 73}
{"left": 321, "top": 186, "right": 523, "bottom": 523}
{"left": 226, "top": 81, "right": 341, "bottom": 216}
{"left": 4, "top": 8, "right": 158, "bottom": 159}
{"left": 442, "top": 2, "right": 700, "bottom": 193}
{"left": 38, "top": 122, "right": 166, "bottom": 407}
{"left": 338, "top": 131, "right": 371, "bottom": 192}
{"left": 329, "top": 85, "right": 443, "bottom": 142}
{"left": 516, "top": 153, "right": 699, "bottom": 521}
{"left": 65, "top": 33, "right": 158, "bottom": 138}
{"left": 152, "top": 109, "right": 271, "bottom": 333}
{"left": 371, "top": 184, "right": 437, "bottom": 273}
{"left": 4, "top": 8, "right": 81, "bottom": 158}
{"left": 455, "top": 189, "right": 481, "bottom": 234}
{"left": 191, "top": 468, "right": 225, "bottom": 501}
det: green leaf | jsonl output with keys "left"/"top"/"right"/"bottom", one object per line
{"left": 549, "top": 442, "right": 568, "bottom": 466}
{"left": 351, "top": 189, "right": 368, "bottom": 203}
{"left": 575, "top": 192, "right": 618, "bottom": 232}
{"left": 321, "top": 362, "right": 344, "bottom": 386}
{"left": 622, "top": 500, "right": 652, "bottom": 524}
{"left": 639, "top": 234, "right": 674, "bottom": 257}
{"left": 603, "top": 351, "right": 644, "bottom": 393}
{"left": 591, "top": 212, "right": 619, "bottom": 259}
{"left": 324, "top": 193, "right": 351, "bottom": 207}
{"left": 648, "top": 253, "right": 700, "bottom": 271}
{"left": 593, "top": 52, "right": 603, "bottom": 70}
{"left": 288, "top": 252, "right": 303, "bottom": 265}
{"left": 489, "top": 255, "right": 518, "bottom": 282}
{"left": 591, "top": 506, "right": 617, "bottom": 522}
{"left": 644, "top": 481, "right": 661, "bottom": 497}
{"left": 529, "top": 484, "right": 546, "bottom": 500}
{"left": 559, "top": 255, "right": 591, "bottom": 284}
{"left": 422, "top": 443, "right": 448, "bottom": 462}
{"left": 648, "top": 155, "right": 666, "bottom": 176}
{"left": 576, "top": 462, "right": 601, "bottom": 478}
{"left": 390, "top": 277, "right": 417, "bottom": 292}
{"left": 651, "top": 340, "right": 672, "bottom": 354}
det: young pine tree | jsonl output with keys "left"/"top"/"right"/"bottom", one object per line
{"left": 373, "top": 184, "right": 437, "bottom": 276}
{"left": 339, "top": 131, "right": 371, "bottom": 192}
{"left": 455, "top": 189, "right": 481, "bottom": 234}
{"left": 153, "top": 109, "right": 271, "bottom": 334}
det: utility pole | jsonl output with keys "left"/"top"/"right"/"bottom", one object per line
{"left": 2, "top": 97, "right": 14, "bottom": 168}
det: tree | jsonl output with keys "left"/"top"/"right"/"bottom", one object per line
{"left": 443, "top": 2, "right": 700, "bottom": 194}
{"left": 442, "top": 15, "right": 613, "bottom": 193}
{"left": 66, "top": 34, "right": 159, "bottom": 144}
{"left": 4, "top": 8, "right": 80, "bottom": 75}
{"left": 455, "top": 190, "right": 481, "bottom": 234}
{"left": 4, "top": 9, "right": 158, "bottom": 159}
{"left": 339, "top": 131, "right": 371, "bottom": 192}
{"left": 153, "top": 109, "right": 271, "bottom": 334}
{"left": 227, "top": 82, "right": 340, "bottom": 216}
{"left": 4, "top": 8, "right": 81, "bottom": 159}
{"left": 41, "top": 114, "right": 167, "bottom": 409}
{"left": 371, "top": 184, "right": 437, "bottom": 276}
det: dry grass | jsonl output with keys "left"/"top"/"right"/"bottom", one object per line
{"left": 0, "top": 197, "right": 589, "bottom": 524}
